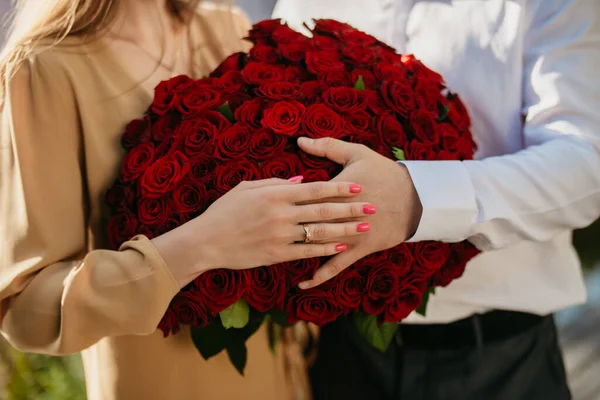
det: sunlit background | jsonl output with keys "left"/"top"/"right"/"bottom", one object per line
{"left": 0, "top": 1, "right": 598, "bottom": 399}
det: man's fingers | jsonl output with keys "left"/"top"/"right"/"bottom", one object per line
{"left": 298, "top": 137, "right": 362, "bottom": 166}
{"left": 297, "top": 250, "right": 361, "bottom": 290}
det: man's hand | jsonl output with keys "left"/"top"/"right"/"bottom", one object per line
{"left": 297, "top": 137, "right": 423, "bottom": 290}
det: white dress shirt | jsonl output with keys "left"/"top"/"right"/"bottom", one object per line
{"left": 273, "top": 0, "right": 600, "bottom": 323}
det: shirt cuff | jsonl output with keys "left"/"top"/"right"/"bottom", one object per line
{"left": 399, "top": 160, "right": 478, "bottom": 242}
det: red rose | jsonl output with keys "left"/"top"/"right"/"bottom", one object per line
{"left": 333, "top": 268, "right": 365, "bottom": 311}
{"left": 299, "top": 151, "right": 339, "bottom": 174}
{"left": 284, "top": 66, "right": 310, "bottom": 84}
{"left": 382, "top": 283, "right": 422, "bottom": 323}
{"left": 261, "top": 100, "right": 306, "bottom": 136}
{"left": 312, "top": 19, "right": 353, "bottom": 36}
{"left": 243, "top": 266, "right": 289, "bottom": 312}
{"left": 319, "top": 70, "right": 353, "bottom": 87}
{"left": 363, "top": 262, "right": 401, "bottom": 314}
{"left": 346, "top": 132, "right": 386, "bottom": 156}
{"left": 196, "top": 110, "right": 232, "bottom": 133}
{"left": 217, "top": 71, "right": 245, "bottom": 94}
{"left": 246, "top": 19, "right": 283, "bottom": 44}
{"left": 374, "top": 62, "right": 408, "bottom": 82}
{"left": 242, "top": 62, "right": 285, "bottom": 85}
{"left": 345, "top": 111, "right": 372, "bottom": 135}
{"left": 156, "top": 215, "right": 189, "bottom": 236}
{"left": 194, "top": 269, "right": 248, "bottom": 314}
{"left": 248, "top": 44, "right": 279, "bottom": 63}
{"left": 280, "top": 257, "right": 321, "bottom": 286}
{"left": 272, "top": 25, "right": 306, "bottom": 44}
{"left": 121, "top": 142, "right": 155, "bottom": 182}
{"left": 158, "top": 307, "right": 181, "bottom": 337}
{"left": 313, "top": 35, "right": 340, "bottom": 51}
{"left": 377, "top": 113, "right": 407, "bottom": 148}
{"left": 223, "top": 92, "right": 252, "bottom": 112}
{"left": 256, "top": 82, "right": 300, "bottom": 101}
{"left": 303, "top": 169, "right": 331, "bottom": 183}
{"left": 175, "top": 84, "right": 222, "bottom": 115}
{"left": 279, "top": 41, "right": 312, "bottom": 63}
{"left": 152, "top": 113, "right": 181, "bottom": 142}
{"left": 287, "top": 290, "right": 341, "bottom": 326}
{"left": 170, "top": 289, "right": 214, "bottom": 328}
{"left": 364, "top": 90, "right": 387, "bottom": 116}
{"left": 446, "top": 93, "right": 471, "bottom": 130}
{"left": 122, "top": 117, "right": 151, "bottom": 150}
{"left": 105, "top": 183, "right": 135, "bottom": 211}
{"left": 431, "top": 242, "right": 479, "bottom": 287}
{"left": 322, "top": 87, "right": 368, "bottom": 113}
{"left": 351, "top": 70, "right": 377, "bottom": 89}
{"left": 374, "top": 46, "right": 403, "bottom": 64}
{"left": 414, "top": 79, "right": 442, "bottom": 112}
{"left": 171, "top": 179, "right": 207, "bottom": 214}
{"left": 342, "top": 45, "right": 377, "bottom": 66}
{"left": 300, "top": 81, "right": 327, "bottom": 103}
{"left": 135, "top": 225, "right": 154, "bottom": 240}
{"left": 259, "top": 154, "right": 304, "bottom": 180}
{"left": 176, "top": 119, "right": 217, "bottom": 156}
{"left": 411, "top": 109, "right": 439, "bottom": 144}
{"left": 413, "top": 241, "right": 451, "bottom": 278}
{"left": 406, "top": 140, "right": 437, "bottom": 161}
{"left": 305, "top": 51, "right": 345, "bottom": 75}
{"left": 439, "top": 123, "right": 460, "bottom": 151}
{"left": 107, "top": 210, "right": 138, "bottom": 249}
{"left": 138, "top": 197, "right": 168, "bottom": 227}
{"left": 140, "top": 151, "right": 190, "bottom": 198}
{"left": 209, "top": 52, "right": 247, "bottom": 78}
{"left": 402, "top": 55, "right": 444, "bottom": 85}
{"left": 213, "top": 159, "right": 260, "bottom": 194}
{"left": 234, "top": 98, "right": 264, "bottom": 128}
{"left": 340, "top": 30, "right": 377, "bottom": 47}
{"left": 356, "top": 251, "right": 390, "bottom": 269}
{"left": 380, "top": 80, "right": 416, "bottom": 118}
{"left": 189, "top": 155, "right": 217, "bottom": 185}
{"left": 302, "top": 104, "right": 346, "bottom": 138}
{"left": 151, "top": 75, "right": 195, "bottom": 115}
{"left": 216, "top": 123, "right": 253, "bottom": 159}
{"left": 248, "top": 128, "right": 287, "bottom": 161}
{"left": 388, "top": 245, "right": 414, "bottom": 277}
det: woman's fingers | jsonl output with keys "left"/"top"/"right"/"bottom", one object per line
{"left": 293, "top": 202, "right": 376, "bottom": 223}
{"left": 235, "top": 176, "right": 304, "bottom": 191}
{"left": 282, "top": 181, "right": 363, "bottom": 203}
{"left": 283, "top": 242, "right": 348, "bottom": 261}
{"left": 292, "top": 222, "right": 371, "bottom": 243}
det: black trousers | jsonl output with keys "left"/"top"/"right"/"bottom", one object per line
{"left": 309, "top": 312, "right": 572, "bottom": 400}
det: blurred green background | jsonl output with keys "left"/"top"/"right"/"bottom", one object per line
{"left": 1, "top": 220, "right": 598, "bottom": 399}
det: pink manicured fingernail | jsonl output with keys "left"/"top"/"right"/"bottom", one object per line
{"left": 357, "top": 223, "right": 371, "bottom": 233}
{"left": 349, "top": 184, "right": 362, "bottom": 194}
{"left": 298, "top": 281, "right": 310, "bottom": 290}
{"left": 363, "top": 204, "right": 377, "bottom": 214}
{"left": 335, "top": 244, "right": 347, "bottom": 252}
{"left": 289, "top": 175, "right": 304, "bottom": 183}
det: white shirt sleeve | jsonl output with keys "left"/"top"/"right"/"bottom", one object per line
{"left": 403, "top": 0, "right": 600, "bottom": 251}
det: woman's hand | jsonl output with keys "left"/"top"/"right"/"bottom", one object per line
{"left": 152, "top": 177, "right": 377, "bottom": 287}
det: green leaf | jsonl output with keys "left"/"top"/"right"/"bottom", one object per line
{"left": 226, "top": 340, "right": 248, "bottom": 376}
{"left": 268, "top": 308, "right": 292, "bottom": 327}
{"left": 437, "top": 102, "right": 450, "bottom": 122}
{"left": 268, "top": 323, "right": 283, "bottom": 355}
{"left": 217, "top": 101, "right": 234, "bottom": 122}
{"left": 190, "top": 322, "right": 229, "bottom": 360}
{"left": 415, "top": 287, "right": 436, "bottom": 317}
{"left": 353, "top": 313, "right": 398, "bottom": 352}
{"left": 392, "top": 147, "right": 406, "bottom": 161}
{"left": 219, "top": 299, "right": 250, "bottom": 329}
{"left": 353, "top": 75, "right": 365, "bottom": 91}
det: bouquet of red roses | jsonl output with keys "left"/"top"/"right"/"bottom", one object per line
{"left": 105, "top": 19, "right": 479, "bottom": 374}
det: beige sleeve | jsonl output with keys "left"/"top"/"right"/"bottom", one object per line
{"left": 0, "top": 55, "right": 180, "bottom": 355}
